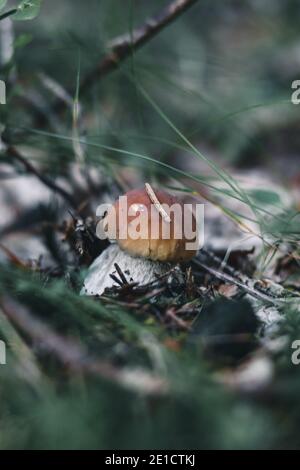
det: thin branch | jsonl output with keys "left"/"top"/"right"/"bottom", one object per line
{"left": 83, "top": 0, "right": 199, "bottom": 88}
{"left": 6, "top": 145, "right": 77, "bottom": 208}
{"left": 166, "top": 307, "right": 191, "bottom": 330}
{"left": 193, "top": 258, "right": 290, "bottom": 306}
{"left": 0, "top": 8, "right": 17, "bottom": 22}
{"left": 53, "top": 0, "right": 199, "bottom": 114}
{"left": 0, "top": 296, "right": 168, "bottom": 396}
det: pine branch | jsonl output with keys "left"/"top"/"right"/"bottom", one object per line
{"left": 53, "top": 0, "right": 199, "bottom": 114}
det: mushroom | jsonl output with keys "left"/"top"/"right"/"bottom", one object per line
{"left": 81, "top": 184, "right": 198, "bottom": 296}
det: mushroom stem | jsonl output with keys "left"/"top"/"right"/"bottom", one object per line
{"left": 81, "top": 244, "right": 171, "bottom": 296}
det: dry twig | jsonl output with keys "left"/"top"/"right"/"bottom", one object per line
{"left": 52, "top": 0, "right": 199, "bottom": 114}
{"left": 145, "top": 182, "right": 171, "bottom": 223}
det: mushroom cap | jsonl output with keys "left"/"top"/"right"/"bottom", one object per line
{"left": 102, "top": 187, "right": 198, "bottom": 262}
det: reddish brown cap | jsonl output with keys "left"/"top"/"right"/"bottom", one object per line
{"left": 102, "top": 186, "right": 197, "bottom": 262}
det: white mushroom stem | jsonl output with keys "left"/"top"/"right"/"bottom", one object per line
{"left": 81, "top": 244, "right": 171, "bottom": 296}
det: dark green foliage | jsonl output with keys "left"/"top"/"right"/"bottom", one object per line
{"left": 191, "top": 299, "right": 259, "bottom": 364}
